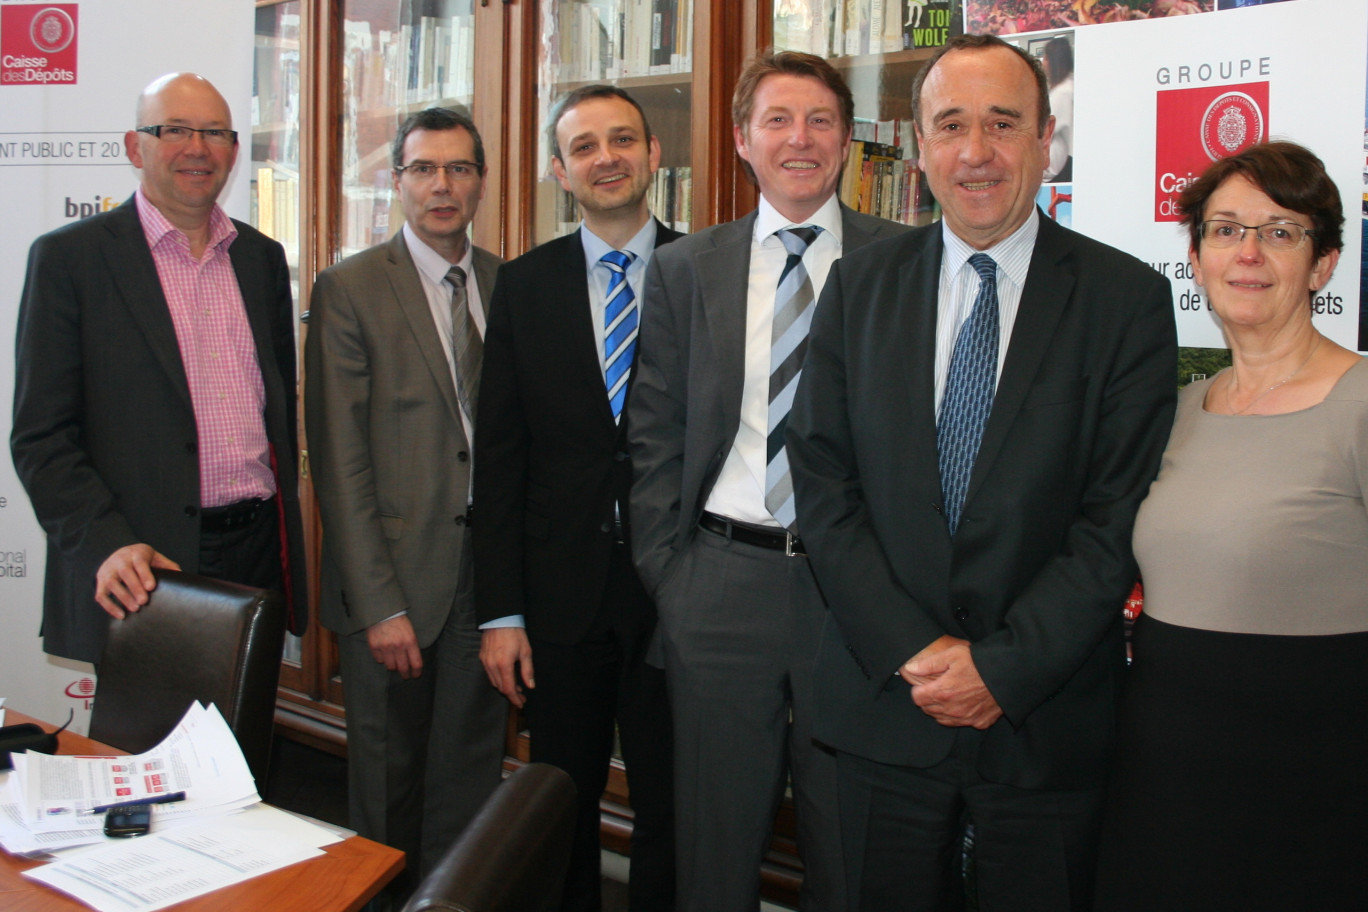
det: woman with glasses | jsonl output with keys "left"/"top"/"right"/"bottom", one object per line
{"left": 1095, "top": 141, "right": 1367, "bottom": 909}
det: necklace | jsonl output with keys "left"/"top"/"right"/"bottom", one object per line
{"left": 1226, "top": 334, "right": 1322, "bottom": 415}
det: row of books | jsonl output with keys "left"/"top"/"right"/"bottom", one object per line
{"left": 773, "top": 0, "right": 961, "bottom": 59}
{"left": 344, "top": 11, "right": 476, "bottom": 112}
{"left": 340, "top": 182, "right": 396, "bottom": 260}
{"left": 253, "top": 167, "right": 300, "bottom": 252}
{"left": 551, "top": 0, "right": 693, "bottom": 83}
{"left": 548, "top": 166, "right": 693, "bottom": 238}
{"left": 838, "top": 134, "right": 938, "bottom": 225}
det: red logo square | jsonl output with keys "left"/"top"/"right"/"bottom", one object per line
{"left": 1, "top": 5, "right": 79, "bottom": 86}
{"left": 1154, "top": 81, "right": 1268, "bottom": 222}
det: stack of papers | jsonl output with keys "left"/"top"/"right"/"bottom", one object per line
{"left": 0, "top": 702, "right": 345, "bottom": 912}
{"left": 0, "top": 702, "right": 259, "bottom": 854}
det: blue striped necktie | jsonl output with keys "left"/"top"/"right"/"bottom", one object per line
{"left": 938, "top": 253, "right": 1000, "bottom": 537}
{"left": 601, "top": 249, "right": 638, "bottom": 421}
{"left": 764, "top": 225, "right": 821, "bottom": 532}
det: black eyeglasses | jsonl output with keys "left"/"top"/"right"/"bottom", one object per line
{"left": 394, "top": 161, "right": 482, "bottom": 181}
{"left": 135, "top": 125, "right": 239, "bottom": 147}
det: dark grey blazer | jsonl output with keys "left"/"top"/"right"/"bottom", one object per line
{"left": 787, "top": 213, "right": 1177, "bottom": 790}
{"left": 305, "top": 230, "right": 500, "bottom": 646}
{"left": 11, "top": 195, "right": 307, "bottom": 664}
{"left": 627, "top": 205, "right": 911, "bottom": 596}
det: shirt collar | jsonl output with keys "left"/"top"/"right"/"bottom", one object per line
{"left": 940, "top": 207, "right": 1039, "bottom": 287}
{"left": 403, "top": 221, "right": 473, "bottom": 285}
{"left": 754, "top": 193, "right": 844, "bottom": 246}
{"left": 135, "top": 186, "right": 237, "bottom": 254}
{"left": 580, "top": 216, "right": 658, "bottom": 269}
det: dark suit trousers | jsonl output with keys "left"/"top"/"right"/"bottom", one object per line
{"left": 525, "top": 541, "right": 674, "bottom": 912}
{"left": 656, "top": 527, "right": 845, "bottom": 912}
{"left": 337, "top": 535, "right": 507, "bottom": 902}
{"left": 197, "top": 497, "right": 283, "bottom": 592}
{"left": 837, "top": 735, "right": 1104, "bottom": 912}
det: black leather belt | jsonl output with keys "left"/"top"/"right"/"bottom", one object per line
{"left": 200, "top": 497, "right": 272, "bottom": 533}
{"left": 699, "top": 512, "right": 805, "bottom": 557}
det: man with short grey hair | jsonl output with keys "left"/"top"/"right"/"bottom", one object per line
{"left": 305, "top": 106, "right": 505, "bottom": 903}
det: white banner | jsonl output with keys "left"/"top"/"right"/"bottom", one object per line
{"left": 1071, "top": 0, "right": 1367, "bottom": 350}
{"left": 0, "top": 0, "right": 253, "bottom": 730}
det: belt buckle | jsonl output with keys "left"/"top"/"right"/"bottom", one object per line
{"left": 785, "top": 533, "right": 805, "bottom": 558}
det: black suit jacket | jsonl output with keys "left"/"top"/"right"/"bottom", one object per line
{"left": 11, "top": 196, "right": 307, "bottom": 664}
{"left": 787, "top": 214, "right": 1176, "bottom": 790}
{"left": 473, "top": 220, "right": 683, "bottom": 644}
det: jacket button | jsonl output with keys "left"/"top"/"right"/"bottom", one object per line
{"left": 185, "top": 441, "right": 197, "bottom": 454}
{"left": 457, "top": 451, "right": 469, "bottom": 463}
{"left": 600, "top": 521, "right": 613, "bottom": 533}
{"left": 955, "top": 607, "right": 969, "bottom": 622}
{"left": 931, "top": 502, "right": 943, "bottom": 514}
{"left": 185, "top": 505, "right": 198, "bottom": 517}
{"left": 614, "top": 451, "right": 629, "bottom": 462}
{"left": 454, "top": 515, "right": 466, "bottom": 527}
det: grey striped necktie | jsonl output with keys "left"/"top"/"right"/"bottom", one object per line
{"left": 937, "top": 253, "right": 999, "bottom": 537}
{"left": 446, "top": 265, "right": 481, "bottom": 424}
{"left": 764, "top": 225, "right": 821, "bottom": 532}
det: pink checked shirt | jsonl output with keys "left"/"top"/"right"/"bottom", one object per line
{"left": 136, "top": 190, "right": 275, "bottom": 508}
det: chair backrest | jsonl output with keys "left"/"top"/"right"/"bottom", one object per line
{"left": 88, "top": 571, "right": 286, "bottom": 788}
{"left": 402, "top": 763, "right": 578, "bottom": 912}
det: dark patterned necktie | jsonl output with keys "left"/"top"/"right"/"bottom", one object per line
{"left": 937, "top": 253, "right": 999, "bottom": 536}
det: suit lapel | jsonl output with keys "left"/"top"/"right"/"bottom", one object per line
{"left": 969, "top": 215, "right": 1074, "bottom": 502}
{"left": 896, "top": 229, "right": 946, "bottom": 502}
{"left": 229, "top": 227, "right": 289, "bottom": 416}
{"left": 387, "top": 232, "right": 463, "bottom": 425}
{"left": 556, "top": 230, "right": 618, "bottom": 427}
{"left": 101, "top": 199, "right": 194, "bottom": 412}
{"left": 470, "top": 246, "right": 499, "bottom": 320}
{"left": 697, "top": 214, "right": 755, "bottom": 428}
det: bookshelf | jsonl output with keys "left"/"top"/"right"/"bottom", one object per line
{"left": 532, "top": 0, "right": 697, "bottom": 245}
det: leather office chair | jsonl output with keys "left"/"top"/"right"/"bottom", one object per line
{"left": 88, "top": 570, "right": 286, "bottom": 788}
{"left": 402, "top": 763, "right": 578, "bottom": 912}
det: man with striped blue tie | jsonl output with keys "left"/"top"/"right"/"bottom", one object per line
{"left": 627, "top": 52, "right": 909, "bottom": 912}
{"left": 474, "top": 85, "right": 680, "bottom": 912}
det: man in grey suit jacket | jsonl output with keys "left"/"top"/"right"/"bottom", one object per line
{"left": 12, "top": 72, "right": 307, "bottom": 666}
{"left": 304, "top": 107, "right": 505, "bottom": 903}
{"left": 787, "top": 36, "right": 1177, "bottom": 909}
{"left": 628, "top": 51, "right": 909, "bottom": 912}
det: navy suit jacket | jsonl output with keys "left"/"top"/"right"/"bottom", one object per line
{"left": 474, "top": 220, "right": 683, "bottom": 644}
{"left": 787, "top": 213, "right": 1177, "bottom": 789}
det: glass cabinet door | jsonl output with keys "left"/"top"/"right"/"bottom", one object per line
{"left": 338, "top": 0, "right": 479, "bottom": 260}
{"left": 253, "top": 0, "right": 306, "bottom": 669}
{"left": 252, "top": 1, "right": 304, "bottom": 298}
{"left": 532, "top": 0, "right": 697, "bottom": 244}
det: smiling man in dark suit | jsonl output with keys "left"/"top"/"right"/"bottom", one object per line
{"left": 627, "top": 51, "right": 910, "bottom": 912}
{"left": 475, "top": 85, "right": 677, "bottom": 912}
{"left": 12, "top": 72, "right": 306, "bottom": 667}
{"left": 305, "top": 107, "right": 505, "bottom": 905}
{"left": 787, "top": 35, "right": 1177, "bottom": 910}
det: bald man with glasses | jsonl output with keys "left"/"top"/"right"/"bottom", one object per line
{"left": 13, "top": 72, "right": 308, "bottom": 670}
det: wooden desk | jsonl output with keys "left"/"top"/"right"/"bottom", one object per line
{"left": 0, "top": 711, "right": 405, "bottom": 912}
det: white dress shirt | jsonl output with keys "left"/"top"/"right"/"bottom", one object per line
{"left": 704, "top": 193, "right": 845, "bottom": 528}
{"left": 933, "top": 209, "right": 1040, "bottom": 416}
